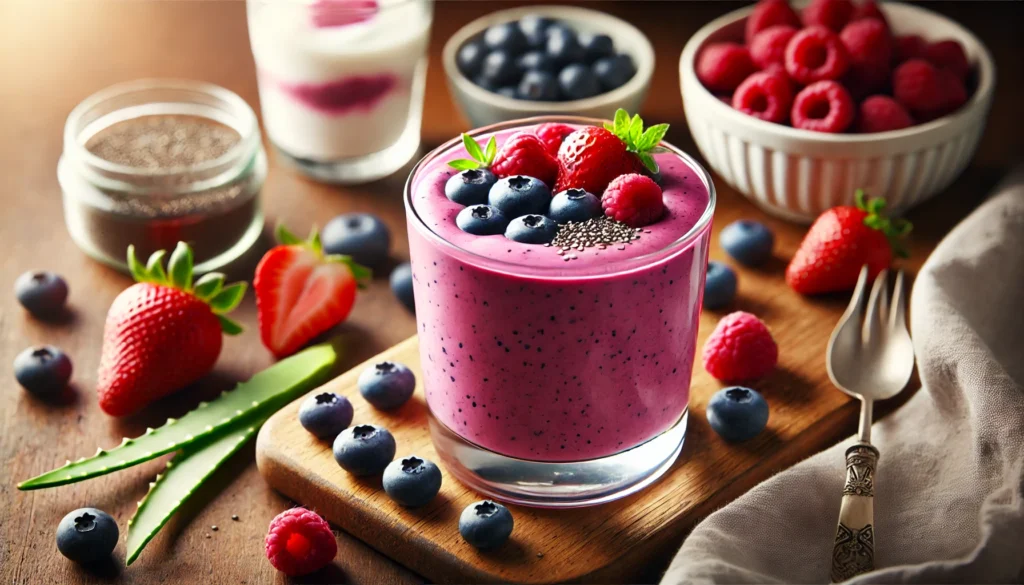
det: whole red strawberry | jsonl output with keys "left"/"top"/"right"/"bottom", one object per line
{"left": 786, "top": 191, "right": 911, "bottom": 295}
{"left": 555, "top": 108, "right": 668, "bottom": 195}
{"left": 255, "top": 225, "right": 370, "bottom": 358}
{"left": 491, "top": 132, "right": 558, "bottom": 186}
{"left": 98, "top": 243, "right": 246, "bottom": 416}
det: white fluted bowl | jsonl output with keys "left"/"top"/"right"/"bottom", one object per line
{"left": 680, "top": 2, "right": 995, "bottom": 223}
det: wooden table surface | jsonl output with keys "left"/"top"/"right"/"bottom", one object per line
{"left": 1, "top": 1, "right": 1021, "bottom": 584}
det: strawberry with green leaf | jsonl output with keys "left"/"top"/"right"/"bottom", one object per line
{"left": 98, "top": 243, "right": 247, "bottom": 417}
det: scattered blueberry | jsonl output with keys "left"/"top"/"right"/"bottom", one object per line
{"left": 321, "top": 212, "right": 391, "bottom": 268}
{"left": 496, "top": 86, "right": 518, "bottom": 98}
{"left": 593, "top": 53, "right": 637, "bottom": 91}
{"left": 546, "top": 28, "right": 585, "bottom": 66}
{"left": 483, "top": 22, "right": 528, "bottom": 55}
{"left": 382, "top": 456, "right": 443, "bottom": 507}
{"left": 720, "top": 220, "right": 775, "bottom": 267}
{"left": 548, "top": 188, "right": 602, "bottom": 224}
{"left": 333, "top": 424, "right": 397, "bottom": 476}
{"left": 15, "top": 271, "right": 69, "bottom": 318}
{"left": 488, "top": 175, "right": 551, "bottom": 218}
{"left": 516, "top": 51, "right": 558, "bottom": 75}
{"left": 14, "top": 346, "right": 72, "bottom": 398}
{"left": 480, "top": 50, "right": 519, "bottom": 87}
{"left": 518, "top": 14, "right": 555, "bottom": 48}
{"left": 390, "top": 262, "right": 415, "bottom": 313}
{"left": 579, "top": 32, "right": 614, "bottom": 63}
{"left": 517, "top": 71, "right": 559, "bottom": 101}
{"left": 358, "top": 361, "right": 416, "bottom": 410}
{"left": 459, "top": 500, "right": 514, "bottom": 550}
{"left": 298, "top": 392, "right": 354, "bottom": 440}
{"left": 558, "top": 64, "right": 601, "bottom": 100}
{"left": 703, "top": 261, "right": 738, "bottom": 310}
{"left": 56, "top": 508, "right": 118, "bottom": 564}
{"left": 707, "top": 387, "right": 770, "bottom": 442}
{"left": 445, "top": 168, "right": 497, "bottom": 206}
{"left": 456, "top": 205, "right": 509, "bottom": 236}
{"left": 505, "top": 215, "right": 558, "bottom": 245}
{"left": 457, "top": 40, "right": 487, "bottom": 78}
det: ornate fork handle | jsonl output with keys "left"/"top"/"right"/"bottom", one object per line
{"left": 830, "top": 443, "right": 878, "bottom": 582}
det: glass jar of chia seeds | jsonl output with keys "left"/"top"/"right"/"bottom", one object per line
{"left": 58, "top": 79, "right": 266, "bottom": 273}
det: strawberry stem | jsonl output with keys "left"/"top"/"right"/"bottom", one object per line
{"left": 855, "top": 189, "right": 913, "bottom": 258}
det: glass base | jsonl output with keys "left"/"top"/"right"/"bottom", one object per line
{"left": 429, "top": 409, "right": 688, "bottom": 508}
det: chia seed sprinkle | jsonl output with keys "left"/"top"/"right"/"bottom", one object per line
{"left": 549, "top": 217, "right": 642, "bottom": 260}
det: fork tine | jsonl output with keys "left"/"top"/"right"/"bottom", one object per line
{"left": 889, "top": 270, "right": 907, "bottom": 330}
{"left": 863, "top": 269, "right": 889, "bottom": 344}
{"left": 832, "top": 265, "right": 870, "bottom": 342}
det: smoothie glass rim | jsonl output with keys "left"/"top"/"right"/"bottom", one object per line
{"left": 404, "top": 115, "right": 717, "bottom": 280}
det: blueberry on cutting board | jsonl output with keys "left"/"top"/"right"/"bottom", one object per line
{"left": 706, "top": 387, "right": 769, "bottom": 442}
{"left": 321, "top": 212, "right": 391, "bottom": 268}
{"left": 333, "top": 424, "right": 396, "bottom": 476}
{"left": 298, "top": 392, "right": 354, "bottom": 439}
{"left": 382, "top": 456, "right": 442, "bottom": 507}
{"left": 459, "top": 500, "right": 514, "bottom": 550}
{"left": 358, "top": 361, "right": 416, "bottom": 410}
{"left": 56, "top": 508, "right": 119, "bottom": 564}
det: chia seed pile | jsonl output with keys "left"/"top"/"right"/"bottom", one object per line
{"left": 87, "top": 115, "right": 239, "bottom": 170}
{"left": 546, "top": 216, "right": 647, "bottom": 261}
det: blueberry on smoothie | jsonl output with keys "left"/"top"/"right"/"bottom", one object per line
{"left": 483, "top": 22, "right": 528, "bottom": 55}
{"left": 322, "top": 212, "right": 391, "bottom": 268}
{"left": 481, "top": 51, "right": 519, "bottom": 87}
{"left": 505, "top": 215, "right": 558, "bottom": 245}
{"left": 516, "top": 51, "right": 558, "bottom": 75}
{"left": 558, "top": 64, "right": 602, "bottom": 100}
{"left": 579, "top": 32, "right": 614, "bottom": 63}
{"left": 390, "top": 262, "right": 415, "bottom": 313}
{"left": 703, "top": 261, "right": 738, "bottom": 310}
{"left": 546, "top": 27, "right": 584, "bottom": 66}
{"left": 518, "top": 14, "right": 555, "bottom": 48}
{"left": 594, "top": 54, "right": 637, "bottom": 91}
{"left": 517, "top": 71, "right": 560, "bottom": 101}
{"left": 457, "top": 205, "right": 509, "bottom": 236}
{"left": 382, "top": 456, "right": 443, "bottom": 507}
{"left": 707, "top": 387, "right": 769, "bottom": 442}
{"left": 548, "top": 188, "right": 602, "bottom": 223}
{"left": 333, "top": 424, "right": 397, "bottom": 476}
{"left": 299, "top": 392, "right": 354, "bottom": 439}
{"left": 488, "top": 176, "right": 550, "bottom": 218}
{"left": 459, "top": 500, "right": 514, "bottom": 550}
{"left": 720, "top": 220, "right": 775, "bottom": 267}
{"left": 56, "top": 508, "right": 118, "bottom": 564}
{"left": 457, "top": 40, "right": 487, "bottom": 78}
{"left": 358, "top": 361, "right": 416, "bottom": 410}
{"left": 446, "top": 168, "right": 497, "bottom": 206}
{"left": 14, "top": 346, "right": 72, "bottom": 399}
{"left": 15, "top": 271, "right": 69, "bottom": 318}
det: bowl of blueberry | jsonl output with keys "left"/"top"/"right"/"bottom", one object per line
{"left": 443, "top": 6, "right": 654, "bottom": 127}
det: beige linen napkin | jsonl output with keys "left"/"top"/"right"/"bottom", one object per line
{"left": 663, "top": 168, "right": 1024, "bottom": 584}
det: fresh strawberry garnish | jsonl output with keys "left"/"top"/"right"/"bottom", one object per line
{"left": 533, "top": 123, "right": 576, "bottom": 158}
{"left": 491, "top": 132, "right": 558, "bottom": 186}
{"left": 97, "top": 243, "right": 246, "bottom": 417}
{"left": 255, "top": 225, "right": 370, "bottom": 358}
{"left": 554, "top": 108, "right": 669, "bottom": 195}
{"left": 786, "top": 191, "right": 911, "bottom": 295}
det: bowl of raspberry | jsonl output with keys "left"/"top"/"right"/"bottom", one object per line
{"left": 679, "top": 0, "right": 995, "bottom": 223}
{"left": 443, "top": 6, "right": 654, "bottom": 127}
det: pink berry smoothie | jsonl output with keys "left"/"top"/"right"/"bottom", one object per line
{"left": 406, "top": 121, "right": 714, "bottom": 463}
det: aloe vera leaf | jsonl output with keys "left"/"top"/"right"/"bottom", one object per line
{"left": 125, "top": 422, "right": 259, "bottom": 566}
{"left": 18, "top": 343, "right": 337, "bottom": 490}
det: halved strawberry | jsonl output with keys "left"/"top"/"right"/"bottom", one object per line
{"left": 255, "top": 225, "right": 370, "bottom": 358}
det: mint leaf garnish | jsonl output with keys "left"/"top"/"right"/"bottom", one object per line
{"left": 605, "top": 108, "right": 669, "bottom": 175}
{"left": 448, "top": 159, "right": 481, "bottom": 171}
{"left": 449, "top": 133, "right": 495, "bottom": 170}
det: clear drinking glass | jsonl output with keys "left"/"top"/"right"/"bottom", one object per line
{"left": 247, "top": 0, "right": 433, "bottom": 184}
{"left": 404, "top": 117, "right": 716, "bottom": 507}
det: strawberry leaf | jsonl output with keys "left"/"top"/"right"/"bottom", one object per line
{"left": 193, "top": 272, "right": 225, "bottom": 301}
{"left": 168, "top": 242, "right": 194, "bottom": 291}
{"left": 127, "top": 246, "right": 150, "bottom": 283}
{"left": 448, "top": 159, "right": 481, "bottom": 171}
{"left": 275, "top": 224, "right": 304, "bottom": 246}
{"left": 638, "top": 152, "right": 659, "bottom": 175}
{"left": 209, "top": 282, "right": 247, "bottom": 314}
{"left": 146, "top": 251, "right": 168, "bottom": 284}
{"left": 217, "top": 314, "right": 244, "bottom": 336}
{"left": 484, "top": 136, "right": 497, "bottom": 163}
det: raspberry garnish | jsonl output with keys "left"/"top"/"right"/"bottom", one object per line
{"left": 840, "top": 18, "right": 892, "bottom": 96}
{"left": 745, "top": 0, "right": 801, "bottom": 44}
{"left": 265, "top": 507, "right": 337, "bottom": 576}
{"left": 855, "top": 95, "right": 913, "bottom": 133}
{"left": 791, "top": 80, "right": 855, "bottom": 133}
{"left": 601, "top": 174, "right": 665, "bottom": 228}
{"left": 749, "top": 25, "right": 798, "bottom": 74}
{"left": 923, "top": 40, "right": 970, "bottom": 82}
{"left": 534, "top": 123, "right": 576, "bottom": 158}
{"left": 702, "top": 311, "right": 778, "bottom": 382}
{"left": 491, "top": 132, "right": 558, "bottom": 186}
{"left": 784, "top": 26, "right": 850, "bottom": 85}
{"left": 732, "top": 72, "right": 794, "bottom": 124}
{"left": 696, "top": 42, "right": 757, "bottom": 94}
{"left": 892, "top": 58, "right": 946, "bottom": 116}
{"left": 801, "top": 0, "right": 854, "bottom": 32}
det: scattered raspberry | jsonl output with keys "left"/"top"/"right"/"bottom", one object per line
{"left": 702, "top": 311, "right": 778, "bottom": 382}
{"left": 784, "top": 26, "right": 849, "bottom": 84}
{"left": 745, "top": 0, "right": 801, "bottom": 44}
{"left": 924, "top": 40, "right": 970, "bottom": 82}
{"left": 697, "top": 42, "right": 757, "bottom": 93}
{"left": 850, "top": 0, "right": 888, "bottom": 28}
{"left": 839, "top": 18, "right": 892, "bottom": 96}
{"left": 801, "top": 0, "right": 854, "bottom": 32}
{"left": 265, "top": 508, "right": 337, "bottom": 577}
{"left": 892, "top": 58, "right": 946, "bottom": 116}
{"left": 491, "top": 132, "right": 558, "bottom": 186}
{"left": 791, "top": 80, "right": 855, "bottom": 133}
{"left": 893, "top": 35, "right": 927, "bottom": 64}
{"left": 732, "top": 72, "right": 793, "bottom": 123}
{"left": 601, "top": 174, "right": 665, "bottom": 228}
{"left": 749, "top": 25, "right": 798, "bottom": 73}
{"left": 855, "top": 95, "right": 913, "bottom": 133}
{"left": 534, "top": 123, "right": 576, "bottom": 159}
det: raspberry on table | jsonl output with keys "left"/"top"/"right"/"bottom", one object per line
{"left": 534, "top": 123, "right": 576, "bottom": 158}
{"left": 491, "top": 132, "right": 558, "bottom": 186}
{"left": 732, "top": 72, "right": 793, "bottom": 124}
{"left": 855, "top": 95, "right": 913, "bottom": 133}
{"left": 791, "top": 80, "right": 855, "bottom": 133}
{"left": 892, "top": 58, "right": 947, "bottom": 116}
{"left": 893, "top": 35, "right": 927, "bottom": 64}
{"left": 801, "top": 0, "right": 854, "bottom": 32}
{"left": 265, "top": 507, "right": 338, "bottom": 577}
{"left": 924, "top": 40, "right": 970, "bottom": 82}
{"left": 839, "top": 18, "right": 892, "bottom": 96}
{"left": 745, "top": 0, "right": 801, "bottom": 44}
{"left": 697, "top": 42, "right": 757, "bottom": 94}
{"left": 784, "top": 26, "right": 849, "bottom": 85}
{"left": 702, "top": 311, "right": 778, "bottom": 382}
{"left": 749, "top": 25, "right": 797, "bottom": 73}
{"left": 601, "top": 173, "right": 665, "bottom": 228}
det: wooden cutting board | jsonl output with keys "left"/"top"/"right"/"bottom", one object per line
{"left": 255, "top": 247, "right": 906, "bottom": 583}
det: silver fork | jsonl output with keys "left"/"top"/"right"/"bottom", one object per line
{"left": 825, "top": 266, "right": 915, "bottom": 583}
